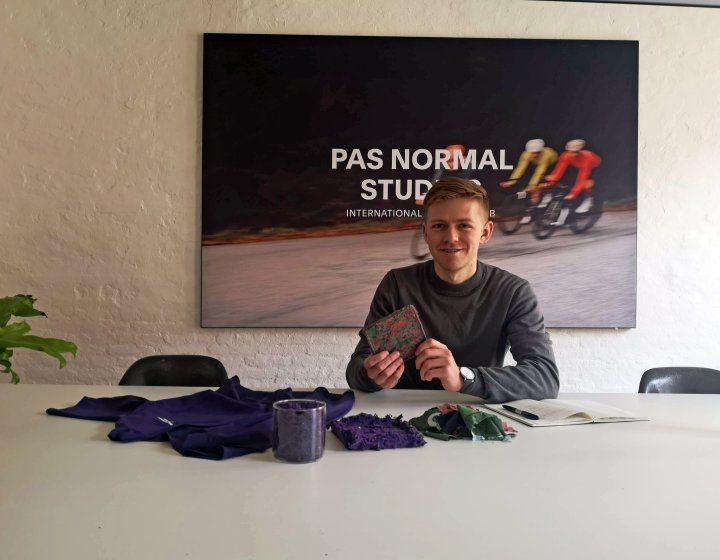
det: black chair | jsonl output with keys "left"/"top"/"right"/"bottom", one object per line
{"left": 119, "top": 355, "right": 229, "bottom": 387}
{"left": 638, "top": 367, "right": 720, "bottom": 394}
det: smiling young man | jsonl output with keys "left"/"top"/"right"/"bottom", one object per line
{"left": 345, "top": 177, "right": 559, "bottom": 402}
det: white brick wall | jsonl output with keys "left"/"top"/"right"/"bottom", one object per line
{"left": 2, "top": 0, "right": 720, "bottom": 391}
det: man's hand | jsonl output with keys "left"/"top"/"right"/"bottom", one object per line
{"left": 414, "top": 339, "right": 463, "bottom": 392}
{"left": 499, "top": 180, "right": 516, "bottom": 188}
{"left": 363, "top": 351, "right": 405, "bottom": 389}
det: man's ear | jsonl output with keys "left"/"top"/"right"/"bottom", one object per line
{"left": 480, "top": 220, "right": 494, "bottom": 244}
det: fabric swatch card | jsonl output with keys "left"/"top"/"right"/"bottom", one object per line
{"left": 361, "top": 305, "right": 427, "bottom": 361}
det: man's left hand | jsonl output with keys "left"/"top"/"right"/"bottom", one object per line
{"left": 414, "top": 339, "right": 463, "bottom": 392}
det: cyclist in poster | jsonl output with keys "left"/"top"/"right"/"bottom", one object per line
{"left": 545, "top": 139, "right": 602, "bottom": 214}
{"left": 500, "top": 138, "right": 558, "bottom": 205}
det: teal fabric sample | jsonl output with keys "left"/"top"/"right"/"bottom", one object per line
{"left": 409, "top": 404, "right": 516, "bottom": 442}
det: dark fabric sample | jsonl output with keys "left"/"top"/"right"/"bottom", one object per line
{"left": 47, "top": 376, "right": 355, "bottom": 460}
{"left": 409, "top": 404, "right": 516, "bottom": 442}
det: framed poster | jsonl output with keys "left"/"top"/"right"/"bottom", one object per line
{"left": 201, "top": 33, "right": 637, "bottom": 328}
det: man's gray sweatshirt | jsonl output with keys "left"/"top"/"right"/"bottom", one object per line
{"left": 345, "top": 260, "right": 559, "bottom": 403}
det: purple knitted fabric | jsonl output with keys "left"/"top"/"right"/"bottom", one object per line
{"left": 330, "top": 413, "right": 426, "bottom": 450}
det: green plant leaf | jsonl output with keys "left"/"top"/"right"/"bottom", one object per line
{"left": 0, "top": 338, "right": 76, "bottom": 367}
{"left": 1, "top": 348, "right": 22, "bottom": 384}
{"left": 0, "top": 321, "right": 32, "bottom": 337}
{"left": 0, "top": 348, "right": 13, "bottom": 371}
{"left": 0, "top": 295, "right": 76, "bottom": 384}
{"left": 0, "top": 295, "right": 46, "bottom": 327}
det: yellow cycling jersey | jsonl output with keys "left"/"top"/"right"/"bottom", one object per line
{"left": 509, "top": 147, "right": 558, "bottom": 187}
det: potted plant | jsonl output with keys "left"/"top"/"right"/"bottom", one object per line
{"left": 0, "top": 294, "right": 77, "bottom": 384}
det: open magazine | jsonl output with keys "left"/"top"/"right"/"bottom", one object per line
{"left": 484, "top": 399, "right": 649, "bottom": 427}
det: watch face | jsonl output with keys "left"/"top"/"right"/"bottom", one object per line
{"left": 460, "top": 367, "right": 475, "bottom": 382}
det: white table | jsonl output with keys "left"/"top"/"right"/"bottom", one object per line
{"left": 2, "top": 384, "right": 720, "bottom": 560}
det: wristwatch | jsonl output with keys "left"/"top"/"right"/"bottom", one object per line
{"left": 459, "top": 366, "right": 476, "bottom": 384}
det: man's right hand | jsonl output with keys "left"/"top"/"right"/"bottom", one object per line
{"left": 363, "top": 351, "right": 405, "bottom": 389}
{"left": 500, "top": 180, "right": 516, "bottom": 188}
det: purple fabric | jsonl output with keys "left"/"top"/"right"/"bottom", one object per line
{"left": 330, "top": 413, "right": 425, "bottom": 451}
{"left": 45, "top": 395, "right": 148, "bottom": 421}
{"left": 46, "top": 376, "right": 355, "bottom": 460}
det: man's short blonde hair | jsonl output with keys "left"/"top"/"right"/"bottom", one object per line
{"left": 424, "top": 177, "right": 490, "bottom": 222}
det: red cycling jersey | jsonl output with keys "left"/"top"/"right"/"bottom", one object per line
{"left": 546, "top": 150, "right": 601, "bottom": 198}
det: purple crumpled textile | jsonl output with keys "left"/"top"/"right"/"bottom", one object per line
{"left": 330, "top": 413, "right": 425, "bottom": 450}
{"left": 46, "top": 376, "right": 355, "bottom": 460}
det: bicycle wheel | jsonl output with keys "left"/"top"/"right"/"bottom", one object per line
{"left": 532, "top": 199, "right": 562, "bottom": 240}
{"left": 498, "top": 193, "right": 530, "bottom": 235}
{"left": 569, "top": 194, "right": 604, "bottom": 234}
{"left": 410, "top": 227, "right": 430, "bottom": 260}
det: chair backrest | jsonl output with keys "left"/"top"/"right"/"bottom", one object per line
{"left": 119, "top": 355, "right": 229, "bottom": 387}
{"left": 638, "top": 367, "right": 720, "bottom": 394}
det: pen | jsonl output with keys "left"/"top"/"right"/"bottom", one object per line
{"left": 502, "top": 405, "right": 540, "bottom": 421}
